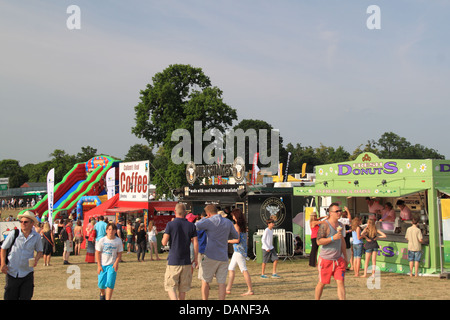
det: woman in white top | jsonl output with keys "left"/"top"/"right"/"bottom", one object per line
{"left": 147, "top": 220, "right": 160, "bottom": 260}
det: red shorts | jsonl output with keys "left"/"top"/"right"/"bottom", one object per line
{"left": 317, "top": 257, "right": 346, "bottom": 284}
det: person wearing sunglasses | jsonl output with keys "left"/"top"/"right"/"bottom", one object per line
{"left": 314, "top": 203, "right": 348, "bottom": 300}
{"left": 1, "top": 211, "right": 43, "bottom": 300}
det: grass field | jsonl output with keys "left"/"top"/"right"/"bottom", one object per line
{"left": 0, "top": 247, "right": 449, "bottom": 301}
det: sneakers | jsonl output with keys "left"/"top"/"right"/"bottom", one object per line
{"left": 261, "top": 274, "right": 281, "bottom": 279}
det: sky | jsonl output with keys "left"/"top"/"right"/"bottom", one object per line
{"left": 1, "top": 0, "right": 449, "bottom": 165}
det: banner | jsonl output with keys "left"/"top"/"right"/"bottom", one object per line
{"left": 441, "top": 199, "right": 450, "bottom": 269}
{"left": 46, "top": 168, "right": 55, "bottom": 226}
{"left": 106, "top": 167, "right": 116, "bottom": 199}
{"left": 251, "top": 152, "right": 259, "bottom": 184}
{"left": 119, "top": 161, "right": 150, "bottom": 202}
{"left": 283, "top": 152, "right": 291, "bottom": 182}
{"left": 278, "top": 163, "right": 283, "bottom": 181}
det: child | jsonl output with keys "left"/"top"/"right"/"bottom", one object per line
{"left": 405, "top": 217, "right": 423, "bottom": 277}
{"left": 261, "top": 218, "right": 280, "bottom": 279}
{"left": 95, "top": 222, "right": 123, "bottom": 300}
{"left": 361, "top": 218, "right": 386, "bottom": 277}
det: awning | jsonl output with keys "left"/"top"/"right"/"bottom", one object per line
{"left": 437, "top": 188, "right": 450, "bottom": 197}
{"left": 294, "top": 186, "right": 427, "bottom": 198}
{"left": 149, "top": 201, "right": 177, "bottom": 212}
{"left": 105, "top": 207, "right": 143, "bottom": 214}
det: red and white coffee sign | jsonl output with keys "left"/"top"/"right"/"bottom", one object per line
{"left": 119, "top": 160, "right": 150, "bottom": 202}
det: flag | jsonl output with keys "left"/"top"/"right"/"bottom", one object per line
{"left": 283, "top": 152, "right": 291, "bottom": 182}
{"left": 251, "top": 152, "right": 259, "bottom": 184}
{"left": 278, "top": 163, "right": 283, "bottom": 182}
{"left": 47, "top": 168, "right": 55, "bottom": 227}
{"left": 106, "top": 167, "right": 116, "bottom": 199}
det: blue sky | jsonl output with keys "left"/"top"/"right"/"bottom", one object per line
{"left": 1, "top": 1, "right": 449, "bottom": 165}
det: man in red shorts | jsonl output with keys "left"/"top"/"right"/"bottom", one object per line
{"left": 314, "top": 203, "right": 348, "bottom": 300}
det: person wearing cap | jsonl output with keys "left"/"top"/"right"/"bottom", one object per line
{"left": 1, "top": 211, "right": 43, "bottom": 300}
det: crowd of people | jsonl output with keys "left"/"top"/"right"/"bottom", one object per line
{"left": 309, "top": 202, "right": 424, "bottom": 300}
{"left": 0, "top": 199, "right": 424, "bottom": 300}
{"left": 0, "top": 197, "right": 37, "bottom": 211}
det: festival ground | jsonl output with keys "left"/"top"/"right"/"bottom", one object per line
{"left": 0, "top": 248, "right": 448, "bottom": 300}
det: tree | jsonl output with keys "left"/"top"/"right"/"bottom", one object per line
{"left": 232, "top": 119, "right": 287, "bottom": 172}
{"left": 49, "top": 149, "right": 77, "bottom": 183}
{"left": 132, "top": 64, "right": 238, "bottom": 196}
{"left": 0, "top": 160, "right": 28, "bottom": 188}
{"left": 76, "top": 146, "right": 98, "bottom": 162}
{"left": 375, "top": 132, "right": 444, "bottom": 159}
{"left": 124, "top": 144, "right": 156, "bottom": 181}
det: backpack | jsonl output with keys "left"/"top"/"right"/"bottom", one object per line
{"left": 5, "top": 229, "right": 20, "bottom": 265}
{"left": 60, "top": 228, "right": 68, "bottom": 242}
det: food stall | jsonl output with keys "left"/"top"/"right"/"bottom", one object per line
{"left": 294, "top": 152, "right": 450, "bottom": 276}
{"left": 179, "top": 160, "right": 313, "bottom": 258}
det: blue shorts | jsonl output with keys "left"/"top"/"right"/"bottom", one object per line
{"left": 408, "top": 251, "right": 422, "bottom": 262}
{"left": 353, "top": 243, "right": 363, "bottom": 258}
{"left": 98, "top": 265, "right": 117, "bottom": 290}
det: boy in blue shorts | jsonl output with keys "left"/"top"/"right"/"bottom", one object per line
{"left": 95, "top": 222, "right": 123, "bottom": 300}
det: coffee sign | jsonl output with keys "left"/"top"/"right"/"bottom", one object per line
{"left": 119, "top": 160, "right": 150, "bottom": 202}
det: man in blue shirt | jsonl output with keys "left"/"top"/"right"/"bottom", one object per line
{"left": 162, "top": 203, "right": 198, "bottom": 300}
{"left": 95, "top": 215, "right": 108, "bottom": 242}
{"left": 1, "top": 211, "right": 43, "bottom": 300}
{"left": 196, "top": 204, "right": 238, "bottom": 300}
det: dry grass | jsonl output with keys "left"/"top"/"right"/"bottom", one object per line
{"left": 0, "top": 248, "right": 448, "bottom": 301}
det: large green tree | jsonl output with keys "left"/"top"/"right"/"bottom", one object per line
{"left": 132, "top": 64, "right": 238, "bottom": 196}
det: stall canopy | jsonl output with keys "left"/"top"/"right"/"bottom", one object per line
{"left": 294, "top": 186, "right": 427, "bottom": 198}
{"left": 149, "top": 202, "right": 177, "bottom": 212}
{"left": 437, "top": 188, "right": 450, "bottom": 197}
{"left": 84, "top": 193, "right": 119, "bottom": 219}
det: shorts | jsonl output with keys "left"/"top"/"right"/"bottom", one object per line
{"left": 200, "top": 255, "right": 228, "bottom": 284}
{"left": 317, "top": 256, "right": 346, "bottom": 285}
{"left": 164, "top": 265, "right": 192, "bottom": 293}
{"left": 262, "top": 248, "right": 279, "bottom": 264}
{"left": 408, "top": 251, "right": 422, "bottom": 262}
{"left": 353, "top": 243, "right": 363, "bottom": 258}
{"left": 228, "top": 252, "right": 248, "bottom": 272}
{"left": 74, "top": 236, "right": 83, "bottom": 244}
{"left": 64, "top": 240, "right": 73, "bottom": 253}
{"left": 365, "top": 248, "right": 378, "bottom": 254}
{"left": 127, "top": 235, "right": 134, "bottom": 243}
{"left": 98, "top": 265, "right": 117, "bottom": 290}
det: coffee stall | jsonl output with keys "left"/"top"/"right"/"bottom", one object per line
{"left": 294, "top": 152, "right": 450, "bottom": 275}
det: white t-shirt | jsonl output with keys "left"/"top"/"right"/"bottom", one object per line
{"left": 95, "top": 236, "right": 123, "bottom": 266}
{"left": 262, "top": 228, "right": 274, "bottom": 251}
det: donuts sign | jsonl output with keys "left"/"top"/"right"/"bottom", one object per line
{"left": 119, "top": 160, "right": 150, "bottom": 201}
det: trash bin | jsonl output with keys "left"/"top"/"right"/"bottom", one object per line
{"left": 254, "top": 234, "right": 263, "bottom": 263}
{"left": 254, "top": 234, "right": 279, "bottom": 263}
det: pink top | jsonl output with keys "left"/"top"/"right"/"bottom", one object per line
{"left": 368, "top": 201, "right": 384, "bottom": 213}
{"left": 311, "top": 224, "right": 319, "bottom": 239}
{"left": 400, "top": 206, "right": 412, "bottom": 220}
{"left": 381, "top": 209, "right": 396, "bottom": 222}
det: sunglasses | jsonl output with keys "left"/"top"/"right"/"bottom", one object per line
{"left": 330, "top": 209, "right": 343, "bottom": 213}
{"left": 20, "top": 220, "right": 30, "bottom": 224}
